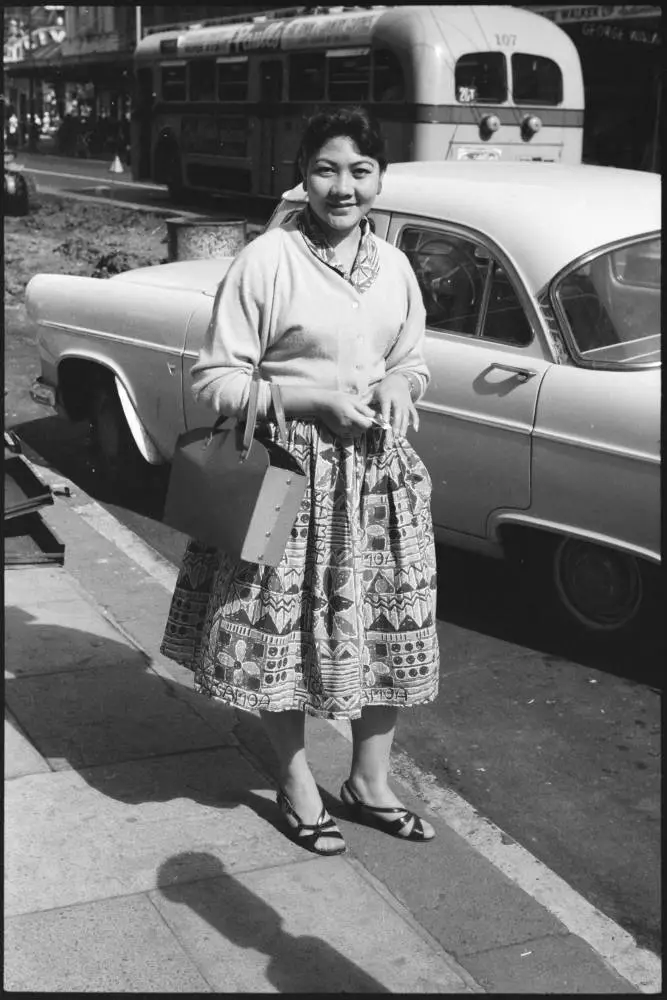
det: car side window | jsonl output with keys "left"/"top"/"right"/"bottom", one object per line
{"left": 399, "top": 226, "right": 532, "bottom": 346}
{"left": 484, "top": 263, "right": 533, "bottom": 346}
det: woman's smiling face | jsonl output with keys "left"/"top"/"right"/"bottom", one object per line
{"left": 303, "top": 135, "right": 384, "bottom": 241}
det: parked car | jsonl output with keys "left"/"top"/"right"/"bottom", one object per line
{"left": 26, "top": 162, "right": 660, "bottom": 639}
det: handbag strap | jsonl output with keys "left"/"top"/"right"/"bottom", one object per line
{"left": 241, "top": 376, "right": 288, "bottom": 456}
{"left": 270, "top": 383, "right": 288, "bottom": 446}
{"left": 242, "top": 375, "right": 261, "bottom": 457}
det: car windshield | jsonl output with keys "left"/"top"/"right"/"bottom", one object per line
{"left": 554, "top": 236, "right": 661, "bottom": 367}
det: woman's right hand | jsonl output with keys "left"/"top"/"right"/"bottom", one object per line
{"left": 318, "top": 391, "right": 377, "bottom": 439}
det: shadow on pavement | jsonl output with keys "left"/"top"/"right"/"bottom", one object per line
{"left": 12, "top": 414, "right": 170, "bottom": 519}
{"left": 4, "top": 604, "right": 278, "bottom": 815}
{"left": 5, "top": 603, "right": 389, "bottom": 991}
{"left": 157, "top": 852, "right": 390, "bottom": 993}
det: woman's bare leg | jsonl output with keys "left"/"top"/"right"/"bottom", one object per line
{"left": 260, "top": 709, "right": 341, "bottom": 849}
{"left": 348, "top": 706, "right": 434, "bottom": 836}
{"left": 349, "top": 706, "right": 403, "bottom": 805}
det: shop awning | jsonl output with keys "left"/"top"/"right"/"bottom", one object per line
{"left": 6, "top": 45, "right": 133, "bottom": 81}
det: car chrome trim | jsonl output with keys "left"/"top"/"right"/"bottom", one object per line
{"left": 37, "top": 321, "right": 184, "bottom": 358}
{"left": 417, "top": 399, "right": 531, "bottom": 434}
{"left": 489, "top": 510, "right": 660, "bottom": 564}
{"left": 532, "top": 427, "right": 659, "bottom": 464}
{"left": 114, "top": 377, "right": 164, "bottom": 465}
{"left": 433, "top": 524, "right": 504, "bottom": 559}
{"left": 30, "top": 378, "right": 57, "bottom": 408}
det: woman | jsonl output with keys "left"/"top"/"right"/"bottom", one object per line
{"left": 161, "top": 107, "right": 439, "bottom": 856}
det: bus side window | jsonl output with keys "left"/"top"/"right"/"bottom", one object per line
{"left": 511, "top": 54, "right": 563, "bottom": 106}
{"left": 373, "top": 49, "right": 405, "bottom": 102}
{"left": 327, "top": 52, "right": 371, "bottom": 103}
{"left": 161, "top": 64, "right": 187, "bottom": 102}
{"left": 217, "top": 58, "right": 249, "bottom": 102}
{"left": 455, "top": 52, "right": 507, "bottom": 104}
{"left": 289, "top": 54, "right": 325, "bottom": 101}
{"left": 190, "top": 58, "right": 216, "bottom": 102}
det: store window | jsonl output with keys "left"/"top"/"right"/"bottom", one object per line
{"left": 455, "top": 52, "right": 507, "bottom": 104}
{"left": 161, "top": 64, "right": 187, "bottom": 102}
{"left": 190, "top": 58, "right": 216, "bottom": 102}
{"left": 289, "top": 53, "right": 325, "bottom": 100}
{"left": 327, "top": 50, "right": 371, "bottom": 103}
{"left": 512, "top": 54, "right": 563, "bottom": 106}
{"left": 217, "top": 58, "right": 249, "bottom": 101}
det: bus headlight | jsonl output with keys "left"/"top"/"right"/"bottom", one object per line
{"left": 480, "top": 113, "right": 501, "bottom": 139}
{"left": 521, "top": 114, "right": 543, "bottom": 139}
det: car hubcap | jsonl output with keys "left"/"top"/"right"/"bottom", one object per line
{"left": 554, "top": 539, "right": 643, "bottom": 631}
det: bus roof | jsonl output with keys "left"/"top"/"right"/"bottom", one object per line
{"left": 281, "top": 162, "right": 660, "bottom": 293}
{"left": 135, "top": 5, "right": 576, "bottom": 62}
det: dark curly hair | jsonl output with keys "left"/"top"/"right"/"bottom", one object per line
{"left": 296, "top": 106, "right": 388, "bottom": 180}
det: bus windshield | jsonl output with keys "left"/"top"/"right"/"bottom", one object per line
{"left": 455, "top": 52, "right": 506, "bottom": 104}
{"left": 455, "top": 51, "right": 564, "bottom": 106}
{"left": 512, "top": 54, "right": 563, "bottom": 106}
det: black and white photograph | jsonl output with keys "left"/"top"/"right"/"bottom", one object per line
{"left": 4, "top": 3, "right": 661, "bottom": 993}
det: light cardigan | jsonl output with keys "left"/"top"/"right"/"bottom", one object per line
{"left": 191, "top": 213, "right": 429, "bottom": 421}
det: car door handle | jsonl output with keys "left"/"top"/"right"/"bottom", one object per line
{"left": 489, "top": 363, "right": 539, "bottom": 382}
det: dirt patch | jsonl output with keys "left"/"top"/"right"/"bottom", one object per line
{"left": 4, "top": 194, "right": 169, "bottom": 307}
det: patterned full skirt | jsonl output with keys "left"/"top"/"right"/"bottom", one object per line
{"left": 160, "top": 420, "right": 439, "bottom": 721}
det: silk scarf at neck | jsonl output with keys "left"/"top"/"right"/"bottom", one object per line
{"left": 297, "top": 204, "right": 380, "bottom": 294}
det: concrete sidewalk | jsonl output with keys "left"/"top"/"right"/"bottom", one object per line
{"left": 4, "top": 486, "right": 643, "bottom": 993}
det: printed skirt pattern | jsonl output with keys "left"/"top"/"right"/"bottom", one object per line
{"left": 160, "top": 421, "right": 439, "bottom": 721}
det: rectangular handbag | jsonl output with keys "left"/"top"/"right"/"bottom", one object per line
{"left": 163, "top": 377, "right": 306, "bottom": 566}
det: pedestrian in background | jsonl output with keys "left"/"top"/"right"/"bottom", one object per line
{"left": 161, "top": 106, "right": 439, "bottom": 856}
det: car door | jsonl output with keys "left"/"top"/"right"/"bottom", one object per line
{"left": 388, "top": 216, "right": 553, "bottom": 540}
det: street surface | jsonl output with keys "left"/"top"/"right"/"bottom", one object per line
{"left": 12, "top": 148, "right": 274, "bottom": 223}
{"left": 5, "top": 154, "right": 662, "bottom": 958}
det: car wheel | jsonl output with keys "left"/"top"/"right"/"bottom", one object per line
{"left": 90, "top": 384, "right": 147, "bottom": 489}
{"left": 551, "top": 537, "right": 649, "bottom": 636}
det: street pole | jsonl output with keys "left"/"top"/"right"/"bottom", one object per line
{"left": 650, "top": 73, "right": 661, "bottom": 172}
{"left": 136, "top": 5, "right": 142, "bottom": 43}
{"left": 27, "top": 7, "right": 37, "bottom": 152}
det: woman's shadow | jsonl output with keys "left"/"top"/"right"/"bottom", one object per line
{"left": 6, "top": 606, "right": 389, "bottom": 991}
{"left": 157, "top": 853, "right": 389, "bottom": 993}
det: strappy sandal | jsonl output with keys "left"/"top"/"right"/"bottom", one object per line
{"left": 340, "top": 780, "right": 435, "bottom": 842}
{"left": 276, "top": 789, "right": 347, "bottom": 856}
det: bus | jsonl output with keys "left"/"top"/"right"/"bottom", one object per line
{"left": 132, "top": 4, "right": 584, "bottom": 201}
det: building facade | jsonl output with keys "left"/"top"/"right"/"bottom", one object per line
{"left": 526, "top": 4, "right": 662, "bottom": 170}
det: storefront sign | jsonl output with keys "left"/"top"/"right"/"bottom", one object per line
{"left": 529, "top": 5, "right": 660, "bottom": 22}
{"left": 580, "top": 21, "right": 661, "bottom": 43}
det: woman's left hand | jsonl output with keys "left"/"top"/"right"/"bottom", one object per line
{"left": 365, "top": 373, "right": 419, "bottom": 436}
